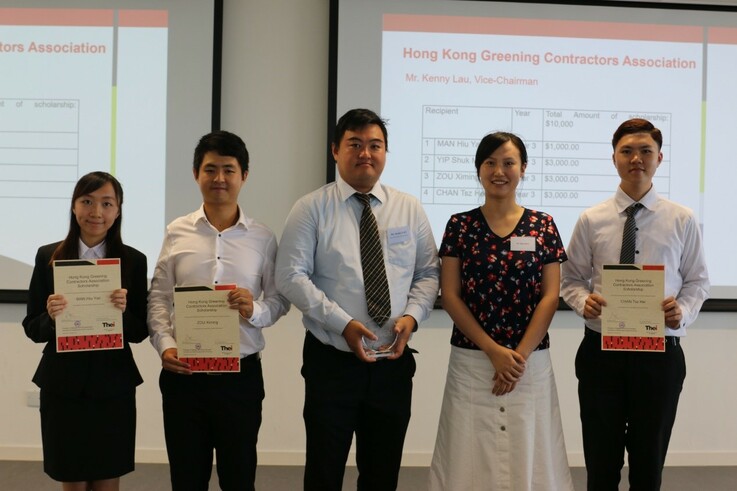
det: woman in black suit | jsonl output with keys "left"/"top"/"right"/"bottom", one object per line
{"left": 23, "top": 172, "right": 148, "bottom": 491}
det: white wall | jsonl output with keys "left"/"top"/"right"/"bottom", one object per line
{"left": 2, "top": 0, "right": 737, "bottom": 468}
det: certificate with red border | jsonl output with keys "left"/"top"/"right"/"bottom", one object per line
{"left": 53, "top": 259, "right": 123, "bottom": 352}
{"left": 601, "top": 264, "right": 665, "bottom": 352}
{"left": 174, "top": 285, "right": 240, "bottom": 372}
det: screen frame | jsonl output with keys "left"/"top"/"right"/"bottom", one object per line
{"left": 0, "top": 0, "right": 224, "bottom": 304}
{"left": 326, "top": 0, "right": 737, "bottom": 310}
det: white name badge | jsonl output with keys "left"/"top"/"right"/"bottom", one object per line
{"left": 511, "top": 236, "right": 536, "bottom": 252}
{"left": 388, "top": 225, "right": 410, "bottom": 245}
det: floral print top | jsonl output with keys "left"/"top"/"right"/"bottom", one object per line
{"left": 439, "top": 207, "right": 567, "bottom": 351}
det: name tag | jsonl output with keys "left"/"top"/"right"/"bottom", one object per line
{"left": 511, "top": 236, "right": 536, "bottom": 252}
{"left": 388, "top": 226, "right": 410, "bottom": 245}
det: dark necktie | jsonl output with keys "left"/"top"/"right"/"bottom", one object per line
{"left": 355, "top": 193, "right": 391, "bottom": 326}
{"left": 620, "top": 203, "right": 643, "bottom": 264}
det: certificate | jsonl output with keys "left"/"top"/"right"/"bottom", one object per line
{"left": 174, "top": 285, "right": 240, "bottom": 372}
{"left": 53, "top": 259, "right": 123, "bottom": 352}
{"left": 601, "top": 264, "right": 665, "bottom": 352}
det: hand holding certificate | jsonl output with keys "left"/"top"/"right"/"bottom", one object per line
{"left": 174, "top": 285, "right": 241, "bottom": 372}
{"left": 53, "top": 259, "right": 123, "bottom": 352}
{"left": 601, "top": 264, "right": 665, "bottom": 352}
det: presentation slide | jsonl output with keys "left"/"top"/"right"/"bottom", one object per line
{"left": 0, "top": 1, "right": 216, "bottom": 292}
{"left": 334, "top": 0, "right": 737, "bottom": 299}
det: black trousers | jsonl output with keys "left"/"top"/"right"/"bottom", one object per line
{"left": 159, "top": 354, "right": 264, "bottom": 491}
{"left": 575, "top": 328, "right": 685, "bottom": 491}
{"left": 302, "top": 331, "right": 416, "bottom": 491}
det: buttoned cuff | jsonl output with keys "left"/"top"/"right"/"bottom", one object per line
{"left": 403, "top": 304, "right": 427, "bottom": 328}
{"left": 241, "top": 301, "right": 263, "bottom": 326}
{"left": 157, "top": 336, "right": 178, "bottom": 357}
{"left": 326, "top": 309, "right": 353, "bottom": 335}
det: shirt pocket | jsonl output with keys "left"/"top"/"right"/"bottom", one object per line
{"left": 386, "top": 237, "right": 417, "bottom": 267}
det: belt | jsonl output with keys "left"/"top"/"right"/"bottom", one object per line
{"left": 243, "top": 352, "right": 262, "bottom": 361}
{"left": 584, "top": 327, "right": 680, "bottom": 346}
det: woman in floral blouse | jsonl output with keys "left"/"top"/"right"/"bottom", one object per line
{"left": 428, "top": 132, "right": 573, "bottom": 491}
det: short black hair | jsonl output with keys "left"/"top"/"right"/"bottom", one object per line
{"left": 193, "top": 130, "right": 249, "bottom": 176}
{"left": 612, "top": 118, "right": 663, "bottom": 150}
{"left": 333, "top": 109, "right": 388, "bottom": 151}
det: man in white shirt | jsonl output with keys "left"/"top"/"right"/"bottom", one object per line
{"left": 147, "top": 131, "right": 290, "bottom": 491}
{"left": 276, "top": 108, "right": 440, "bottom": 491}
{"left": 561, "top": 118, "right": 709, "bottom": 490}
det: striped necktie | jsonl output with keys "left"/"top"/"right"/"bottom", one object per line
{"left": 355, "top": 193, "right": 391, "bottom": 326}
{"left": 620, "top": 203, "right": 643, "bottom": 264}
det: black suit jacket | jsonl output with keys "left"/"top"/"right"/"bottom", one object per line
{"left": 22, "top": 241, "right": 149, "bottom": 398}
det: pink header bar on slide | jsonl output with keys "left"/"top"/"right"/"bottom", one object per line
{"left": 0, "top": 8, "right": 113, "bottom": 26}
{"left": 118, "top": 10, "right": 168, "bottom": 28}
{"left": 708, "top": 27, "right": 737, "bottom": 45}
{"left": 0, "top": 8, "right": 168, "bottom": 27}
{"left": 383, "top": 14, "right": 703, "bottom": 43}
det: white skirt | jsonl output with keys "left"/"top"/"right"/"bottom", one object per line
{"left": 428, "top": 346, "right": 573, "bottom": 491}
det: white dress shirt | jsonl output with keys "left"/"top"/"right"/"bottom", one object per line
{"left": 148, "top": 205, "right": 290, "bottom": 357}
{"left": 275, "top": 175, "right": 440, "bottom": 352}
{"left": 561, "top": 186, "right": 709, "bottom": 335}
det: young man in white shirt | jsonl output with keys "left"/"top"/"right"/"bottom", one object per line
{"left": 561, "top": 118, "right": 709, "bottom": 490}
{"left": 148, "top": 131, "right": 290, "bottom": 491}
{"left": 276, "top": 108, "right": 440, "bottom": 491}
